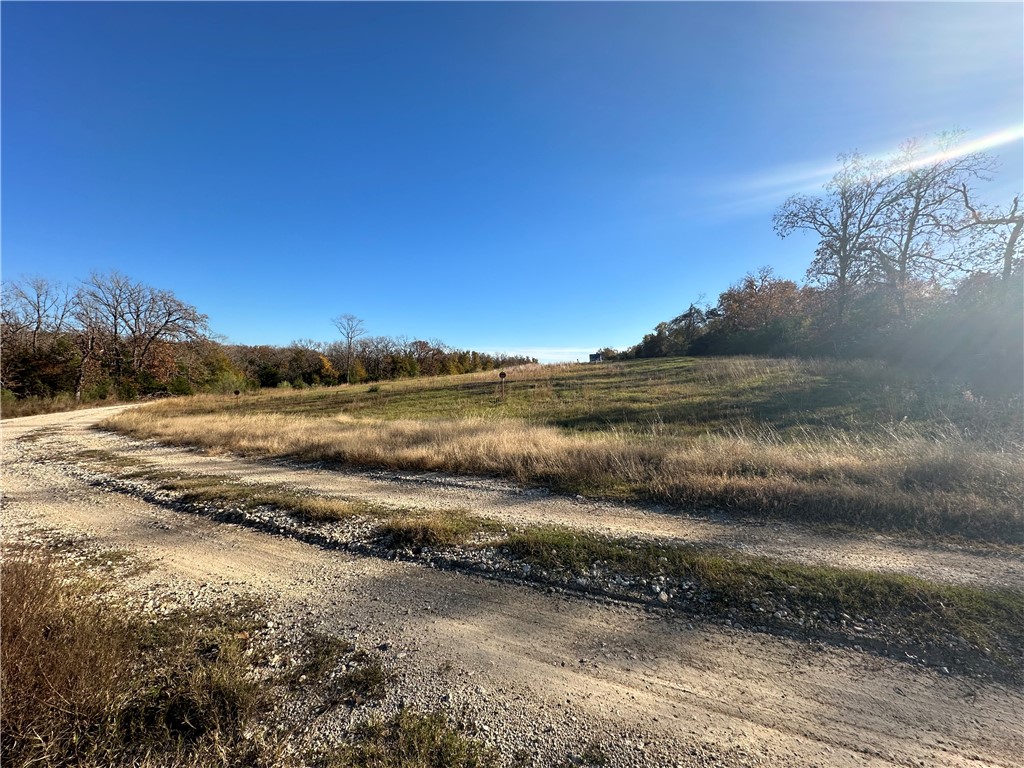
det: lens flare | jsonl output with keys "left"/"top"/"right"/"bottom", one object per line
{"left": 889, "top": 126, "right": 1024, "bottom": 174}
{"left": 741, "top": 125, "right": 1024, "bottom": 196}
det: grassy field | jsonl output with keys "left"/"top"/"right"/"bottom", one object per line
{"left": 104, "top": 357, "right": 1024, "bottom": 543}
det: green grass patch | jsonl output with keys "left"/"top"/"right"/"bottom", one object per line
{"left": 76, "top": 447, "right": 150, "bottom": 470}
{"left": 323, "top": 709, "right": 499, "bottom": 768}
{"left": 158, "top": 474, "right": 376, "bottom": 522}
{"left": 112, "top": 460, "right": 382, "bottom": 524}
{"left": 378, "top": 511, "right": 503, "bottom": 549}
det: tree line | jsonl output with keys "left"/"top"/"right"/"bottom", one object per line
{"left": 0, "top": 271, "right": 536, "bottom": 404}
{"left": 223, "top": 336, "right": 535, "bottom": 391}
{"left": 607, "top": 133, "right": 1023, "bottom": 395}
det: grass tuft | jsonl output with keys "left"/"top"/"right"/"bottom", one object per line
{"left": 324, "top": 709, "right": 499, "bottom": 768}
{"left": 378, "top": 511, "right": 493, "bottom": 549}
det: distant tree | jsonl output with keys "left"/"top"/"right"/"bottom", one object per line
{"left": 1, "top": 272, "right": 209, "bottom": 401}
{"left": 717, "top": 267, "right": 801, "bottom": 333}
{"left": 1, "top": 277, "right": 76, "bottom": 396}
{"left": 5, "top": 277, "right": 73, "bottom": 353}
{"left": 332, "top": 313, "right": 365, "bottom": 384}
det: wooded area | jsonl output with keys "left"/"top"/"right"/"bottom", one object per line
{"left": 613, "top": 135, "right": 1023, "bottom": 395}
{"left": 0, "top": 271, "right": 535, "bottom": 407}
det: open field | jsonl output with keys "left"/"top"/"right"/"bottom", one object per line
{"left": 105, "top": 357, "right": 1024, "bottom": 543}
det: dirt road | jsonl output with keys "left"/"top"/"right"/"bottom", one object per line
{"left": 3, "top": 406, "right": 1022, "bottom": 767}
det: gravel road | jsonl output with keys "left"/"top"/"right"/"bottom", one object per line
{"left": 3, "top": 405, "right": 1022, "bottom": 767}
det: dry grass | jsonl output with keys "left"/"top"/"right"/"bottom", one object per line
{"left": 106, "top": 404, "right": 1023, "bottom": 542}
{"left": 0, "top": 545, "right": 497, "bottom": 767}
{"left": 1, "top": 392, "right": 122, "bottom": 419}
{"left": 0, "top": 549, "right": 281, "bottom": 767}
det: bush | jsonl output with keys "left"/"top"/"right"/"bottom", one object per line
{"left": 168, "top": 375, "right": 195, "bottom": 396}
{"left": 0, "top": 388, "right": 17, "bottom": 410}
{"left": 203, "top": 370, "right": 256, "bottom": 396}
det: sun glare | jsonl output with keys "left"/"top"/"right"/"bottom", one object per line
{"left": 890, "top": 126, "right": 1024, "bottom": 174}
{"left": 740, "top": 125, "right": 1024, "bottom": 198}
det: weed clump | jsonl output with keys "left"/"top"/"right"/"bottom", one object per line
{"left": 378, "top": 512, "right": 480, "bottom": 548}
{"left": 325, "top": 709, "right": 499, "bottom": 768}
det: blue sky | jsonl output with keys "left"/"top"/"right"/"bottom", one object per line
{"left": 3, "top": 2, "right": 1021, "bottom": 362}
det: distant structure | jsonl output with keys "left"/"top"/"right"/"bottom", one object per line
{"left": 589, "top": 353, "right": 603, "bottom": 363}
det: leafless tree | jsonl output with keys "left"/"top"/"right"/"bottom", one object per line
{"left": 3, "top": 277, "right": 74, "bottom": 352}
{"left": 775, "top": 136, "right": 1004, "bottom": 327}
{"left": 1, "top": 277, "right": 77, "bottom": 394}
{"left": 953, "top": 186, "right": 1023, "bottom": 289}
{"left": 331, "top": 313, "right": 365, "bottom": 383}
{"left": 75, "top": 271, "right": 209, "bottom": 394}
{"left": 774, "top": 152, "right": 897, "bottom": 326}
{"left": 870, "top": 135, "right": 995, "bottom": 321}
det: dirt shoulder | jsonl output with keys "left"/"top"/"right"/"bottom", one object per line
{"left": 3, "top": 406, "right": 1023, "bottom": 768}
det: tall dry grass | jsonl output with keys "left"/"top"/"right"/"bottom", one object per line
{"left": 105, "top": 407, "right": 1023, "bottom": 542}
{"left": 0, "top": 549, "right": 280, "bottom": 767}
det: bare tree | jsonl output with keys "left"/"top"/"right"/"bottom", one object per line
{"left": 331, "top": 313, "right": 365, "bottom": 384}
{"left": 125, "top": 284, "right": 209, "bottom": 374}
{"left": 870, "top": 135, "right": 995, "bottom": 321}
{"left": 775, "top": 135, "right": 1003, "bottom": 328}
{"left": 71, "top": 290, "right": 103, "bottom": 402}
{"left": 75, "top": 271, "right": 209, "bottom": 395}
{"left": 953, "top": 186, "right": 1023, "bottom": 288}
{"left": 774, "top": 152, "right": 897, "bottom": 327}
{"left": 4, "top": 277, "right": 74, "bottom": 353}
{"left": 1, "top": 277, "right": 77, "bottom": 395}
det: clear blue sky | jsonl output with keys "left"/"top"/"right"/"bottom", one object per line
{"left": 3, "top": 2, "right": 1021, "bottom": 362}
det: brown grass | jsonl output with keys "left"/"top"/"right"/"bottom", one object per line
{"left": 0, "top": 549, "right": 281, "bottom": 767}
{"left": 105, "top": 406, "right": 1023, "bottom": 542}
{"left": 1, "top": 392, "right": 123, "bottom": 419}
